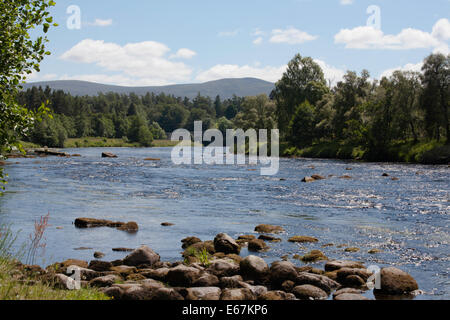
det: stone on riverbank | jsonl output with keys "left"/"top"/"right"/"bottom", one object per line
{"left": 122, "top": 245, "right": 160, "bottom": 267}
{"left": 374, "top": 267, "right": 419, "bottom": 295}
{"left": 240, "top": 255, "right": 269, "bottom": 282}
{"left": 213, "top": 233, "right": 240, "bottom": 254}
{"left": 292, "top": 284, "right": 328, "bottom": 300}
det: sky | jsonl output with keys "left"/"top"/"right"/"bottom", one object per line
{"left": 28, "top": 0, "right": 450, "bottom": 87}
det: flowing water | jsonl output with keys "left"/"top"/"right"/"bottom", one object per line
{"left": 0, "top": 147, "right": 448, "bottom": 300}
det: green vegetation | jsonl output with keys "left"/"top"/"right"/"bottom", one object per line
{"left": 275, "top": 53, "right": 449, "bottom": 164}
{"left": 0, "top": 0, "right": 58, "bottom": 188}
{"left": 0, "top": 223, "right": 109, "bottom": 300}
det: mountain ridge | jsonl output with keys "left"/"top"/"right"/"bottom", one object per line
{"left": 22, "top": 78, "right": 275, "bottom": 99}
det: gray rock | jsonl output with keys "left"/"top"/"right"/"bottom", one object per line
{"left": 214, "top": 233, "right": 241, "bottom": 254}
{"left": 89, "top": 274, "right": 121, "bottom": 288}
{"left": 207, "top": 259, "right": 240, "bottom": 278}
{"left": 374, "top": 267, "right": 419, "bottom": 295}
{"left": 240, "top": 255, "right": 269, "bottom": 282}
{"left": 270, "top": 261, "right": 298, "bottom": 286}
{"left": 192, "top": 273, "right": 220, "bottom": 287}
{"left": 122, "top": 245, "right": 160, "bottom": 267}
{"left": 220, "top": 275, "right": 245, "bottom": 289}
{"left": 166, "top": 264, "right": 201, "bottom": 287}
{"left": 295, "top": 272, "right": 340, "bottom": 294}
{"left": 259, "top": 290, "right": 297, "bottom": 300}
{"left": 292, "top": 285, "right": 328, "bottom": 300}
{"left": 324, "top": 260, "right": 365, "bottom": 272}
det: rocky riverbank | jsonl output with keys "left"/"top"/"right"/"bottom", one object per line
{"left": 12, "top": 224, "right": 421, "bottom": 301}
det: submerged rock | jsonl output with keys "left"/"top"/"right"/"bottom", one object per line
{"left": 255, "top": 224, "right": 285, "bottom": 234}
{"left": 102, "top": 152, "right": 117, "bottom": 158}
{"left": 300, "top": 250, "right": 328, "bottom": 262}
{"left": 258, "top": 235, "right": 281, "bottom": 242}
{"left": 288, "top": 236, "right": 318, "bottom": 243}
{"left": 248, "top": 239, "right": 268, "bottom": 252}
{"left": 74, "top": 218, "right": 138, "bottom": 232}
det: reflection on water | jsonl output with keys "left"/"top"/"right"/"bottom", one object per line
{"left": 0, "top": 147, "right": 448, "bottom": 300}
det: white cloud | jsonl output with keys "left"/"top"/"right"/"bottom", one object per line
{"left": 88, "top": 19, "right": 113, "bottom": 27}
{"left": 195, "top": 64, "right": 287, "bottom": 83}
{"left": 334, "top": 18, "right": 450, "bottom": 52}
{"left": 169, "top": 48, "right": 197, "bottom": 59}
{"left": 253, "top": 37, "right": 263, "bottom": 45}
{"left": 270, "top": 27, "right": 318, "bottom": 44}
{"left": 195, "top": 59, "right": 345, "bottom": 85}
{"left": 60, "top": 39, "right": 193, "bottom": 85}
{"left": 313, "top": 59, "right": 346, "bottom": 86}
{"left": 218, "top": 30, "right": 239, "bottom": 37}
{"left": 379, "top": 62, "right": 423, "bottom": 79}
{"left": 340, "top": 0, "right": 354, "bottom": 5}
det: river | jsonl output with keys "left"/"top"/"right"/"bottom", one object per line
{"left": 0, "top": 147, "right": 448, "bottom": 299}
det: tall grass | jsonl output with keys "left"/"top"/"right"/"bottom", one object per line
{"left": 0, "top": 220, "right": 109, "bottom": 300}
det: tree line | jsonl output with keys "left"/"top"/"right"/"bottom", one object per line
{"left": 15, "top": 52, "right": 450, "bottom": 163}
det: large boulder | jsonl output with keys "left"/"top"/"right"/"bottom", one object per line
{"left": 122, "top": 245, "right": 160, "bottom": 267}
{"left": 374, "top": 267, "right": 419, "bottom": 295}
{"left": 185, "top": 287, "right": 222, "bottom": 300}
{"left": 166, "top": 264, "right": 201, "bottom": 287}
{"left": 214, "top": 233, "right": 240, "bottom": 254}
{"left": 292, "top": 285, "right": 328, "bottom": 300}
{"left": 270, "top": 261, "right": 298, "bottom": 286}
{"left": 240, "top": 255, "right": 269, "bottom": 282}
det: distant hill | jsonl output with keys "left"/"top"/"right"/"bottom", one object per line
{"left": 22, "top": 78, "right": 275, "bottom": 99}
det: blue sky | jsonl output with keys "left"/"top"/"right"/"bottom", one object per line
{"left": 29, "top": 0, "right": 450, "bottom": 86}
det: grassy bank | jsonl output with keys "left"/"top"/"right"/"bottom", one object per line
{"left": 21, "top": 138, "right": 181, "bottom": 149}
{"left": 0, "top": 225, "right": 109, "bottom": 300}
{"left": 0, "top": 259, "right": 109, "bottom": 300}
{"left": 282, "top": 140, "right": 450, "bottom": 164}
